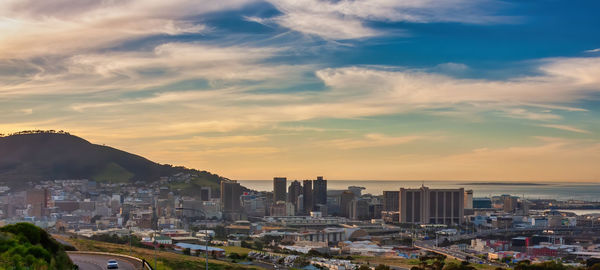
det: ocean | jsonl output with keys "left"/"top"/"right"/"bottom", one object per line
{"left": 237, "top": 180, "right": 600, "bottom": 202}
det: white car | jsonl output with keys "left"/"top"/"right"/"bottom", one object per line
{"left": 107, "top": 259, "right": 119, "bottom": 269}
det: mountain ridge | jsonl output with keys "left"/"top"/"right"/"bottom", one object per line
{"left": 0, "top": 131, "right": 226, "bottom": 189}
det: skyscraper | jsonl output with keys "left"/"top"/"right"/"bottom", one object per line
{"left": 464, "top": 190, "right": 473, "bottom": 210}
{"left": 302, "top": 180, "right": 313, "bottom": 214}
{"left": 383, "top": 191, "right": 400, "bottom": 212}
{"left": 339, "top": 190, "right": 355, "bottom": 218}
{"left": 399, "top": 186, "right": 464, "bottom": 225}
{"left": 350, "top": 198, "right": 370, "bottom": 220}
{"left": 220, "top": 181, "right": 242, "bottom": 213}
{"left": 288, "top": 180, "right": 302, "bottom": 208}
{"left": 313, "top": 176, "right": 327, "bottom": 207}
{"left": 26, "top": 188, "right": 49, "bottom": 218}
{"left": 502, "top": 195, "right": 519, "bottom": 213}
{"left": 273, "top": 177, "right": 287, "bottom": 202}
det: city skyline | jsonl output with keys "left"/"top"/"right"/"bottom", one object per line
{"left": 1, "top": 0, "right": 600, "bottom": 181}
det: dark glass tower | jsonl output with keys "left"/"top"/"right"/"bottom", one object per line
{"left": 273, "top": 177, "right": 287, "bottom": 202}
{"left": 302, "top": 180, "right": 313, "bottom": 214}
{"left": 313, "top": 176, "right": 327, "bottom": 207}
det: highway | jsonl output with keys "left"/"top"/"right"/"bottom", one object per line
{"left": 69, "top": 253, "right": 141, "bottom": 270}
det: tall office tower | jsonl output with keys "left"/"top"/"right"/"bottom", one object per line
{"left": 339, "top": 190, "right": 355, "bottom": 218}
{"left": 313, "top": 176, "right": 327, "bottom": 207}
{"left": 350, "top": 198, "right": 370, "bottom": 220}
{"left": 220, "top": 181, "right": 242, "bottom": 213}
{"left": 502, "top": 195, "right": 519, "bottom": 213}
{"left": 399, "top": 186, "right": 464, "bottom": 225}
{"left": 273, "top": 177, "right": 287, "bottom": 202}
{"left": 464, "top": 190, "right": 473, "bottom": 210}
{"left": 297, "top": 194, "right": 304, "bottom": 213}
{"left": 288, "top": 180, "right": 302, "bottom": 208}
{"left": 200, "top": 187, "right": 211, "bottom": 201}
{"left": 302, "top": 180, "right": 313, "bottom": 214}
{"left": 26, "top": 188, "right": 49, "bottom": 218}
{"left": 383, "top": 191, "right": 400, "bottom": 212}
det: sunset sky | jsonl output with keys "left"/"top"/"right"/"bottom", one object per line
{"left": 1, "top": 0, "right": 599, "bottom": 181}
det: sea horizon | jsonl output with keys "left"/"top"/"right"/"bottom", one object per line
{"left": 237, "top": 180, "right": 600, "bottom": 202}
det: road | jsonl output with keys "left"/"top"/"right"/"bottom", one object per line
{"left": 69, "top": 253, "right": 141, "bottom": 270}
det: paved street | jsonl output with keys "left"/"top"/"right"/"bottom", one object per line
{"left": 69, "top": 253, "right": 141, "bottom": 270}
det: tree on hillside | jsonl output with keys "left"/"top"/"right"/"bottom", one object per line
{"left": 375, "top": 264, "right": 391, "bottom": 270}
{"left": 0, "top": 223, "right": 74, "bottom": 270}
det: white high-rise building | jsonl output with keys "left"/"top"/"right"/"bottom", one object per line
{"left": 399, "top": 186, "right": 465, "bottom": 225}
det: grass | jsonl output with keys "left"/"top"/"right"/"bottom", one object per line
{"left": 55, "top": 235, "right": 265, "bottom": 270}
{"left": 220, "top": 246, "right": 256, "bottom": 256}
{"left": 352, "top": 256, "right": 498, "bottom": 270}
{"left": 169, "top": 176, "right": 221, "bottom": 197}
{"left": 92, "top": 162, "right": 134, "bottom": 183}
{"left": 352, "top": 255, "right": 416, "bottom": 269}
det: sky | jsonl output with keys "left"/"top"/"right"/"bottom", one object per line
{"left": 1, "top": 0, "right": 599, "bottom": 181}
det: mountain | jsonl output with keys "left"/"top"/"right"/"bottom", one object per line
{"left": 0, "top": 131, "right": 226, "bottom": 189}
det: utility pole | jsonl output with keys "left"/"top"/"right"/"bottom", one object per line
{"left": 129, "top": 227, "right": 132, "bottom": 256}
{"left": 175, "top": 206, "right": 208, "bottom": 270}
{"left": 205, "top": 233, "right": 209, "bottom": 270}
{"left": 153, "top": 240, "right": 157, "bottom": 270}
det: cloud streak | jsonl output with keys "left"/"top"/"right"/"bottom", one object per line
{"left": 263, "top": 0, "right": 511, "bottom": 39}
{"left": 0, "top": 0, "right": 255, "bottom": 59}
{"left": 326, "top": 133, "right": 425, "bottom": 149}
{"left": 539, "top": 124, "right": 591, "bottom": 134}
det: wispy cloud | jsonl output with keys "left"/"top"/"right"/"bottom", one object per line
{"left": 0, "top": 0, "right": 253, "bottom": 59}
{"left": 501, "top": 108, "right": 562, "bottom": 121}
{"left": 262, "top": 0, "right": 511, "bottom": 40}
{"left": 539, "top": 124, "right": 591, "bottom": 134}
{"left": 17, "top": 108, "right": 33, "bottom": 115}
{"left": 0, "top": 43, "right": 304, "bottom": 97}
{"left": 326, "top": 133, "right": 425, "bottom": 149}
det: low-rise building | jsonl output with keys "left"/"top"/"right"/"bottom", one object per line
{"left": 174, "top": 243, "right": 225, "bottom": 257}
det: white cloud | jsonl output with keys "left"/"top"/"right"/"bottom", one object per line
{"left": 315, "top": 57, "right": 600, "bottom": 109}
{"left": 539, "top": 57, "right": 600, "bottom": 86}
{"left": 22, "top": 56, "right": 600, "bottom": 140}
{"left": 264, "top": 0, "right": 509, "bottom": 40}
{"left": 273, "top": 11, "right": 379, "bottom": 40}
{"left": 18, "top": 108, "right": 33, "bottom": 115}
{"left": 0, "top": 0, "right": 253, "bottom": 59}
{"left": 538, "top": 124, "right": 590, "bottom": 134}
{"left": 0, "top": 43, "right": 306, "bottom": 97}
{"left": 519, "top": 103, "right": 587, "bottom": 112}
{"left": 433, "top": 63, "right": 469, "bottom": 74}
{"left": 501, "top": 108, "right": 562, "bottom": 121}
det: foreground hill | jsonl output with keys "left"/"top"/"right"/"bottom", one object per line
{"left": 0, "top": 131, "right": 225, "bottom": 189}
{"left": 0, "top": 223, "right": 74, "bottom": 269}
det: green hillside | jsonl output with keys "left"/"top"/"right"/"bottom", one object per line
{"left": 0, "top": 222, "right": 74, "bottom": 270}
